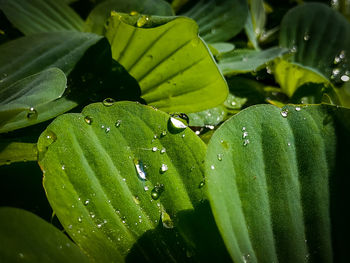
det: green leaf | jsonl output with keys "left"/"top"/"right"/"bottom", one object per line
{"left": 206, "top": 104, "right": 350, "bottom": 262}
{"left": 218, "top": 47, "right": 288, "bottom": 76}
{"left": 84, "top": 0, "right": 174, "bottom": 35}
{"left": 208, "top": 42, "right": 235, "bottom": 57}
{"left": 182, "top": 0, "right": 248, "bottom": 43}
{"left": 188, "top": 105, "right": 227, "bottom": 127}
{"left": 279, "top": 3, "right": 350, "bottom": 85}
{"left": 37, "top": 101, "right": 216, "bottom": 261}
{"left": 105, "top": 13, "right": 228, "bottom": 113}
{"left": 0, "top": 0, "right": 84, "bottom": 35}
{"left": 0, "top": 32, "right": 105, "bottom": 133}
{"left": 0, "top": 68, "right": 66, "bottom": 128}
{"left": 0, "top": 207, "right": 89, "bottom": 262}
{"left": 0, "top": 142, "right": 38, "bottom": 165}
{"left": 244, "top": 0, "right": 266, "bottom": 50}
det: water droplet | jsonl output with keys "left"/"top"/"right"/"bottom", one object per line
{"left": 198, "top": 180, "right": 205, "bottom": 188}
{"left": 242, "top": 253, "right": 251, "bottom": 263}
{"left": 105, "top": 127, "right": 110, "bottom": 133}
{"left": 161, "top": 130, "right": 167, "bottom": 137}
{"left": 160, "top": 148, "right": 166, "bottom": 154}
{"left": 152, "top": 146, "right": 158, "bottom": 152}
{"left": 45, "top": 130, "right": 57, "bottom": 144}
{"left": 303, "top": 33, "right": 310, "bottom": 41}
{"left": 243, "top": 139, "right": 250, "bottom": 146}
{"left": 341, "top": 75, "right": 350, "bottom": 82}
{"left": 84, "top": 116, "right": 93, "bottom": 125}
{"left": 169, "top": 116, "right": 188, "bottom": 131}
{"left": 295, "top": 107, "right": 301, "bottom": 111}
{"left": 102, "top": 98, "right": 115, "bottom": 107}
{"left": 287, "top": 142, "right": 291, "bottom": 146}
{"left": 26, "top": 107, "right": 38, "bottom": 120}
{"left": 144, "top": 186, "right": 149, "bottom": 191}
{"left": 62, "top": 165, "right": 65, "bottom": 170}
{"left": 242, "top": 127, "right": 246, "bottom": 131}
{"left": 78, "top": 217, "right": 82, "bottom": 223}
{"left": 217, "top": 153, "right": 223, "bottom": 161}
{"left": 182, "top": 134, "right": 185, "bottom": 138}
{"left": 151, "top": 184, "right": 164, "bottom": 200}
{"left": 115, "top": 120, "right": 122, "bottom": 127}
{"left": 280, "top": 110, "right": 288, "bottom": 118}
{"left": 160, "top": 164, "right": 168, "bottom": 173}
{"left": 242, "top": 131, "right": 248, "bottom": 138}
{"left": 68, "top": 224, "right": 73, "bottom": 229}
{"left": 134, "top": 159, "right": 147, "bottom": 180}
{"left": 18, "top": 253, "right": 24, "bottom": 259}
{"left": 195, "top": 131, "right": 200, "bottom": 135}
{"left": 137, "top": 15, "right": 150, "bottom": 27}
{"left": 97, "top": 223, "right": 102, "bottom": 228}
{"left": 161, "top": 209, "right": 174, "bottom": 229}
{"left": 130, "top": 10, "right": 138, "bottom": 16}
{"left": 290, "top": 45, "right": 297, "bottom": 53}
{"left": 210, "top": 165, "right": 215, "bottom": 170}
{"left": 133, "top": 195, "right": 140, "bottom": 205}
{"left": 84, "top": 200, "right": 90, "bottom": 206}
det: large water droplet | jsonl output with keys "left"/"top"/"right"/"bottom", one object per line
{"left": 137, "top": 15, "right": 150, "bottom": 27}
{"left": 280, "top": 110, "right": 288, "bottom": 118}
{"left": 26, "top": 107, "right": 38, "bottom": 120}
{"left": 341, "top": 75, "right": 350, "bottom": 82}
{"left": 168, "top": 114, "right": 188, "bottom": 132}
{"left": 160, "top": 164, "right": 168, "bottom": 173}
{"left": 84, "top": 116, "right": 93, "bottom": 125}
{"left": 102, "top": 98, "right": 115, "bottom": 107}
{"left": 134, "top": 159, "right": 147, "bottom": 180}
{"left": 151, "top": 184, "right": 164, "bottom": 200}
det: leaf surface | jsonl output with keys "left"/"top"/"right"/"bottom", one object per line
{"left": 182, "top": 0, "right": 248, "bottom": 43}
{"left": 105, "top": 13, "right": 228, "bottom": 113}
{"left": 206, "top": 104, "right": 350, "bottom": 262}
{"left": 0, "top": 0, "right": 84, "bottom": 35}
{"left": 0, "top": 207, "right": 89, "bottom": 262}
{"left": 84, "top": 0, "right": 174, "bottom": 35}
{"left": 37, "top": 101, "right": 218, "bottom": 262}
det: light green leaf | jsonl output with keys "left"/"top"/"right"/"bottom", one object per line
{"left": 218, "top": 47, "right": 288, "bottom": 76}
{"left": 188, "top": 105, "right": 227, "bottom": 127}
{"left": 244, "top": 10, "right": 260, "bottom": 50}
{"left": 206, "top": 104, "right": 350, "bottom": 262}
{"left": 105, "top": 13, "right": 228, "bottom": 113}
{"left": 0, "top": 142, "right": 38, "bottom": 165}
{"left": 0, "top": 32, "right": 105, "bottom": 133}
{"left": 208, "top": 42, "right": 235, "bottom": 57}
{"left": 279, "top": 3, "right": 350, "bottom": 86}
{"left": 0, "top": 0, "right": 84, "bottom": 35}
{"left": 37, "top": 101, "right": 230, "bottom": 262}
{"left": 84, "top": 0, "right": 174, "bottom": 35}
{"left": 0, "top": 68, "right": 66, "bottom": 127}
{"left": 0, "top": 207, "right": 90, "bottom": 262}
{"left": 182, "top": 0, "right": 248, "bottom": 43}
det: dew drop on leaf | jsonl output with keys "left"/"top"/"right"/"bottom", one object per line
{"left": 295, "top": 107, "right": 301, "bottom": 111}
{"left": 161, "top": 209, "right": 174, "bottom": 229}
{"left": 26, "top": 107, "right": 38, "bottom": 120}
{"left": 210, "top": 165, "right": 215, "bottom": 170}
{"left": 115, "top": 120, "right": 122, "bottom": 127}
{"left": 84, "top": 116, "right": 93, "bottom": 125}
{"left": 198, "top": 180, "right": 205, "bottom": 188}
{"left": 243, "top": 139, "right": 250, "bottom": 146}
{"left": 84, "top": 200, "right": 90, "bottom": 206}
{"left": 151, "top": 184, "right": 164, "bottom": 200}
{"left": 280, "top": 110, "right": 288, "bottom": 118}
{"left": 217, "top": 153, "right": 223, "bottom": 161}
{"left": 78, "top": 217, "right": 82, "bottom": 223}
{"left": 152, "top": 147, "right": 158, "bottom": 152}
{"left": 134, "top": 159, "right": 147, "bottom": 180}
{"left": 160, "top": 164, "right": 168, "bottom": 173}
{"left": 160, "top": 148, "right": 166, "bottom": 154}
{"left": 102, "top": 98, "right": 115, "bottom": 107}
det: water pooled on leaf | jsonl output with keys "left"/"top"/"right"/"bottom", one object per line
{"left": 151, "top": 184, "right": 164, "bottom": 200}
{"left": 160, "top": 164, "right": 168, "bottom": 173}
{"left": 161, "top": 209, "right": 174, "bottom": 229}
{"left": 168, "top": 113, "right": 189, "bottom": 133}
{"left": 26, "top": 107, "right": 38, "bottom": 120}
{"left": 115, "top": 120, "right": 122, "bottom": 127}
{"left": 134, "top": 159, "right": 147, "bottom": 180}
{"left": 84, "top": 116, "right": 93, "bottom": 125}
{"left": 102, "top": 98, "right": 115, "bottom": 107}
{"left": 137, "top": 15, "right": 150, "bottom": 27}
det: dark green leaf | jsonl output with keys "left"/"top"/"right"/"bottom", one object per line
{"left": 0, "top": 207, "right": 89, "bottom": 262}
{"left": 37, "top": 101, "right": 216, "bottom": 261}
{"left": 84, "top": 0, "right": 174, "bottom": 35}
{"left": 182, "top": 0, "right": 248, "bottom": 43}
{"left": 0, "top": 0, "right": 84, "bottom": 35}
{"left": 206, "top": 104, "right": 350, "bottom": 262}
{"left": 0, "top": 142, "right": 38, "bottom": 165}
{"left": 218, "top": 47, "right": 288, "bottom": 76}
{"left": 105, "top": 13, "right": 228, "bottom": 113}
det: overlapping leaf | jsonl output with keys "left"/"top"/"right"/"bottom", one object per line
{"left": 0, "top": 207, "right": 89, "bottom": 262}
{"left": 0, "top": 0, "right": 84, "bottom": 35}
{"left": 105, "top": 13, "right": 228, "bottom": 113}
{"left": 37, "top": 101, "right": 230, "bottom": 262}
{"left": 85, "top": 0, "right": 174, "bottom": 35}
{"left": 182, "top": 0, "right": 248, "bottom": 43}
{"left": 206, "top": 104, "right": 350, "bottom": 262}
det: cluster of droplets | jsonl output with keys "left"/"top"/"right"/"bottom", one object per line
{"left": 242, "top": 127, "right": 250, "bottom": 146}
{"left": 331, "top": 50, "right": 350, "bottom": 84}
